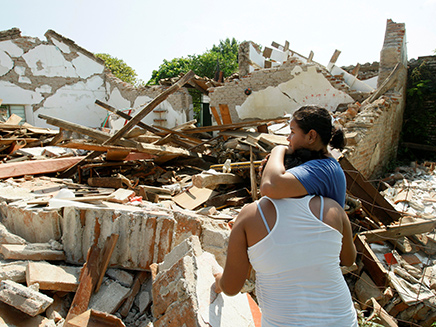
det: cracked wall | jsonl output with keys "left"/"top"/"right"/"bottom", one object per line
{"left": 341, "top": 20, "right": 408, "bottom": 178}
{"left": 209, "top": 19, "right": 408, "bottom": 179}
{"left": 209, "top": 45, "right": 356, "bottom": 123}
{"left": 0, "top": 28, "right": 192, "bottom": 129}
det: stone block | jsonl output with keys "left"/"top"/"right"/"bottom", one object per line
{"left": 0, "top": 221, "right": 27, "bottom": 244}
{"left": 89, "top": 279, "right": 130, "bottom": 314}
{"left": 26, "top": 261, "right": 80, "bottom": 292}
{"left": 0, "top": 301, "right": 55, "bottom": 327}
{"left": 108, "top": 188, "right": 136, "bottom": 204}
{"left": 0, "top": 203, "right": 62, "bottom": 243}
{"left": 61, "top": 204, "right": 230, "bottom": 271}
{"left": 0, "top": 280, "right": 53, "bottom": 316}
{"left": 106, "top": 268, "right": 134, "bottom": 288}
{"left": 0, "top": 260, "right": 27, "bottom": 283}
{"left": 152, "top": 235, "right": 260, "bottom": 326}
{"left": 1, "top": 243, "right": 66, "bottom": 261}
{"left": 61, "top": 206, "right": 175, "bottom": 269}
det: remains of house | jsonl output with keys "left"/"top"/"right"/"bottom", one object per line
{"left": 0, "top": 19, "right": 435, "bottom": 326}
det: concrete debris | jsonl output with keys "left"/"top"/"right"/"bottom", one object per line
{"left": 0, "top": 279, "right": 53, "bottom": 316}
{"left": 152, "top": 235, "right": 261, "bottom": 327}
{"left": 0, "top": 20, "right": 434, "bottom": 326}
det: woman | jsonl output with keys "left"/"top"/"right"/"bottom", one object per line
{"left": 214, "top": 193, "right": 358, "bottom": 326}
{"left": 260, "top": 105, "right": 347, "bottom": 207}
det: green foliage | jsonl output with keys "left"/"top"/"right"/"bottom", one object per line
{"left": 189, "top": 89, "right": 202, "bottom": 122}
{"left": 398, "top": 60, "right": 436, "bottom": 161}
{"left": 95, "top": 53, "right": 141, "bottom": 86}
{"left": 147, "top": 38, "right": 240, "bottom": 85}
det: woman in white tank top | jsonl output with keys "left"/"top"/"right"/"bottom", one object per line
{"left": 214, "top": 146, "right": 358, "bottom": 326}
{"left": 214, "top": 195, "right": 357, "bottom": 326}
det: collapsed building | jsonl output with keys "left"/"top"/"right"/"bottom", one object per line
{"left": 0, "top": 18, "right": 435, "bottom": 327}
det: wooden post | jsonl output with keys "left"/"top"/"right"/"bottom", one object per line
{"left": 250, "top": 146, "right": 258, "bottom": 201}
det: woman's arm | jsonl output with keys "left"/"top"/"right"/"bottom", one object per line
{"left": 260, "top": 145, "right": 308, "bottom": 198}
{"left": 215, "top": 205, "right": 253, "bottom": 296}
{"left": 339, "top": 210, "right": 357, "bottom": 266}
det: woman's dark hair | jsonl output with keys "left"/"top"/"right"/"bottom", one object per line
{"left": 292, "top": 105, "right": 346, "bottom": 150}
{"left": 284, "top": 148, "right": 326, "bottom": 170}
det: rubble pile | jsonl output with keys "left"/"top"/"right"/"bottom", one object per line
{"left": 0, "top": 63, "right": 434, "bottom": 326}
{"left": 0, "top": 111, "right": 435, "bottom": 326}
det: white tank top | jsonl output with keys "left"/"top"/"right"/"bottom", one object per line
{"left": 248, "top": 195, "right": 358, "bottom": 327}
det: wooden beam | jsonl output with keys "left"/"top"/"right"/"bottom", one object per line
{"left": 95, "top": 100, "right": 162, "bottom": 135}
{"left": 250, "top": 146, "right": 258, "bottom": 201}
{"left": 354, "top": 234, "right": 387, "bottom": 287}
{"left": 152, "top": 125, "right": 203, "bottom": 144}
{"left": 181, "top": 117, "right": 289, "bottom": 134}
{"left": 119, "top": 271, "right": 149, "bottom": 317}
{"left": 364, "top": 62, "right": 403, "bottom": 104}
{"left": 218, "top": 104, "right": 233, "bottom": 125}
{"left": 192, "top": 172, "right": 243, "bottom": 189}
{"left": 105, "top": 71, "right": 195, "bottom": 145}
{"left": 210, "top": 106, "right": 222, "bottom": 125}
{"left": 329, "top": 50, "right": 341, "bottom": 64}
{"left": 339, "top": 156, "right": 400, "bottom": 225}
{"left": 0, "top": 157, "right": 85, "bottom": 179}
{"left": 95, "top": 234, "right": 119, "bottom": 292}
{"left": 65, "top": 234, "right": 119, "bottom": 325}
{"left": 60, "top": 71, "right": 195, "bottom": 177}
{"left": 38, "top": 114, "right": 138, "bottom": 149}
{"left": 361, "top": 219, "right": 436, "bottom": 243}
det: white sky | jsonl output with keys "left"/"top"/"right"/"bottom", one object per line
{"left": 2, "top": 0, "right": 436, "bottom": 83}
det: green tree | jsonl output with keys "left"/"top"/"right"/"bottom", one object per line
{"left": 147, "top": 38, "right": 240, "bottom": 85}
{"left": 148, "top": 57, "right": 192, "bottom": 85}
{"left": 95, "top": 53, "right": 140, "bottom": 86}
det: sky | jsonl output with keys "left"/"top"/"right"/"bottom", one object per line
{"left": 2, "top": 0, "right": 435, "bottom": 83}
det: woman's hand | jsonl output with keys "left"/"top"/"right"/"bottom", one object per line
{"left": 214, "top": 272, "right": 223, "bottom": 294}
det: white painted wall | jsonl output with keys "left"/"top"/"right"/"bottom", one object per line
{"left": 236, "top": 65, "right": 355, "bottom": 120}
{"left": 0, "top": 31, "right": 192, "bottom": 130}
{"left": 327, "top": 63, "right": 375, "bottom": 92}
{"left": 108, "top": 94, "right": 187, "bottom": 132}
{"left": 35, "top": 77, "right": 107, "bottom": 128}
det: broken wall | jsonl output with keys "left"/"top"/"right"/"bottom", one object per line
{"left": 0, "top": 28, "right": 192, "bottom": 129}
{"left": 342, "top": 20, "right": 408, "bottom": 178}
{"left": 210, "top": 19, "right": 407, "bottom": 179}
{"left": 0, "top": 197, "right": 230, "bottom": 270}
{"left": 208, "top": 55, "right": 355, "bottom": 123}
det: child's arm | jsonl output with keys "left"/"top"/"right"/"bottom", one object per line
{"left": 260, "top": 146, "right": 308, "bottom": 199}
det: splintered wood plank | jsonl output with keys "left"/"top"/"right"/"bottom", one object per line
{"left": 65, "top": 244, "right": 101, "bottom": 324}
{"left": 339, "top": 156, "right": 400, "bottom": 225}
{"left": 210, "top": 106, "right": 222, "bottom": 125}
{"left": 65, "top": 234, "right": 119, "bottom": 325}
{"left": 173, "top": 186, "right": 217, "bottom": 210}
{"left": 0, "top": 157, "right": 85, "bottom": 179}
{"left": 5, "top": 114, "right": 22, "bottom": 125}
{"left": 66, "top": 309, "right": 126, "bottom": 327}
{"left": 58, "top": 142, "right": 136, "bottom": 153}
{"left": 106, "top": 149, "right": 131, "bottom": 161}
{"left": 362, "top": 219, "right": 436, "bottom": 243}
{"left": 218, "top": 104, "right": 233, "bottom": 125}
{"left": 181, "top": 117, "right": 289, "bottom": 134}
{"left": 119, "top": 271, "right": 149, "bottom": 317}
{"left": 95, "top": 234, "right": 119, "bottom": 293}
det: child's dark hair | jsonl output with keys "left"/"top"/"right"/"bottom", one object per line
{"left": 293, "top": 105, "right": 346, "bottom": 150}
{"left": 284, "top": 148, "right": 326, "bottom": 170}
